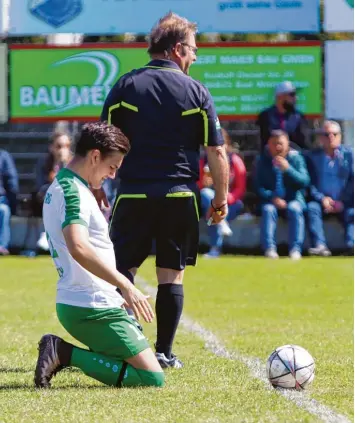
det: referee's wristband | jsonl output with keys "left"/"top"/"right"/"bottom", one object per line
{"left": 211, "top": 200, "right": 227, "bottom": 214}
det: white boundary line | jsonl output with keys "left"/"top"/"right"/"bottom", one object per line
{"left": 137, "top": 277, "right": 351, "bottom": 423}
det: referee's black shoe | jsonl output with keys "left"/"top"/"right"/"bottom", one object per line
{"left": 155, "top": 352, "right": 184, "bottom": 369}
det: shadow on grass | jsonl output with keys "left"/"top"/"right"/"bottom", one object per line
{"left": 0, "top": 383, "right": 114, "bottom": 391}
{"left": 0, "top": 368, "right": 116, "bottom": 391}
{"left": 0, "top": 366, "right": 81, "bottom": 374}
{"left": 0, "top": 367, "right": 32, "bottom": 373}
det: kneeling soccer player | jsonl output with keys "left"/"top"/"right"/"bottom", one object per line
{"left": 34, "top": 122, "right": 164, "bottom": 389}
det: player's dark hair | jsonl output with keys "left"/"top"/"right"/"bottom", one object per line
{"left": 148, "top": 12, "right": 197, "bottom": 56}
{"left": 75, "top": 121, "right": 130, "bottom": 158}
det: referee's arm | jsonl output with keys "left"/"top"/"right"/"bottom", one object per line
{"left": 202, "top": 90, "right": 229, "bottom": 212}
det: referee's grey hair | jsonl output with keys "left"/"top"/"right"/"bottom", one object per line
{"left": 147, "top": 12, "right": 197, "bottom": 56}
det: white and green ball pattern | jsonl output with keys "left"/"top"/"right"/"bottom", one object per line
{"left": 267, "top": 345, "right": 315, "bottom": 390}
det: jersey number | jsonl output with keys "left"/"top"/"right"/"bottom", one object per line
{"left": 128, "top": 323, "right": 145, "bottom": 341}
{"left": 46, "top": 232, "right": 64, "bottom": 277}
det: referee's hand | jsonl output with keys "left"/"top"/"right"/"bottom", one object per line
{"left": 206, "top": 202, "right": 228, "bottom": 226}
{"left": 121, "top": 284, "right": 155, "bottom": 323}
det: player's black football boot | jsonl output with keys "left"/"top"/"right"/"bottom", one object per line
{"left": 34, "top": 334, "right": 69, "bottom": 388}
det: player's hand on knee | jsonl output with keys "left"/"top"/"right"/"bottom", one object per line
{"left": 121, "top": 285, "right": 154, "bottom": 323}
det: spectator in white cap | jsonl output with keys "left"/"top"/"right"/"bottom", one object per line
{"left": 256, "top": 81, "right": 311, "bottom": 152}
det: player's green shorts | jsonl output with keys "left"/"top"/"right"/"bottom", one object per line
{"left": 56, "top": 303, "right": 150, "bottom": 361}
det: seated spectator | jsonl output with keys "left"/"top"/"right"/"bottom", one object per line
{"left": 255, "top": 130, "right": 310, "bottom": 260}
{"left": 199, "top": 128, "right": 246, "bottom": 258}
{"left": 35, "top": 131, "right": 72, "bottom": 251}
{"left": 306, "top": 121, "right": 354, "bottom": 256}
{"left": 0, "top": 150, "right": 19, "bottom": 255}
{"left": 256, "top": 81, "right": 311, "bottom": 152}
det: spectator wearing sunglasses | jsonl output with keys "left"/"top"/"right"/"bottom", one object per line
{"left": 256, "top": 81, "right": 311, "bottom": 152}
{"left": 306, "top": 121, "right": 354, "bottom": 256}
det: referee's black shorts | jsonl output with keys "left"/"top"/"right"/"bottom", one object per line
{"left": 109, "top": 193, "right": 200, "bottom": 271}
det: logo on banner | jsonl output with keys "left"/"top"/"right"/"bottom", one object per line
{"left": 20, "top": 51, "right": 119, "bottom": 114}
{"left": 29, "top": 0, "right": 83, "bottom": 28}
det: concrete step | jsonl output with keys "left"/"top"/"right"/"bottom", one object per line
{"left": 9, "top": 215, "right": 346, "bottom": 253}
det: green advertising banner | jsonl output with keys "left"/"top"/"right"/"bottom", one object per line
{"left": 0, "top": 44, "right": 8, "bottom": 123}
{"left": 10, "top": 43, "right": 322, "bottom": 121}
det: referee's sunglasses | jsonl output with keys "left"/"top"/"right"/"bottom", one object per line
{"left": 181, "top": 43, "right": 198, "bottom": 55}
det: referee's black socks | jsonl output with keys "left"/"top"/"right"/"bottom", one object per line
{"left": 155, "top": 283, "right": 184, "bottom": 360}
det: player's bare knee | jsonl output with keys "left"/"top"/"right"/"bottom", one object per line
{"left": 126, "top": 348, "right": 162, "bottom": 373}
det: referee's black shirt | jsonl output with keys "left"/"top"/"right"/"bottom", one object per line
{"left": 101, "top": 59, "right": 223, "bottom": 194}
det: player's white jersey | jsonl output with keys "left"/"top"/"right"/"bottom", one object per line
{"left": 43, "top": 168, "right": 124, "bottom": 309}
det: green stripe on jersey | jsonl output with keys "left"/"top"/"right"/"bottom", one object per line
{"left": 56, "top": 168, "right": 89, "bottom": 229}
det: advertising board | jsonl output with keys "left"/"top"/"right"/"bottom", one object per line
{"left": 10, "top": 43, "right": 322, "bottom": 122}
{"left": 9, "top": 0, "right": 319, "bottom": 34}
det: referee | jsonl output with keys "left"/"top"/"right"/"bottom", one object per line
{"left": 101, "top": 12, "right": 229, "bottom": 369}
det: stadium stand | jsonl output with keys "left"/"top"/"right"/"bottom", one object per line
{"left": 0, "top": 119, "right": 346, "bottom": 254}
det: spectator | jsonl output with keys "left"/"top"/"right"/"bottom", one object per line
{"left": 35, "top": 131, "right": 72, "bottom": 197}
{"left": 256, "top": 81, "right": 311, "bottom": 152}
{"left": 0, "top": 150, "right": 19, "bottom": 255}
{"left": 101, "top": 176, "right": 120, "bottom": 222}
{"left": 306, "top": 121, "right": 354, "bottom": 256}
{"left": 255, "top": 130, "right": 310, "bottom": 260}
{"left": 35, "top": 132, "right": 72, "bottom": 251}
{"left": 199, "top": 128, "right": 246, "bottom": 258}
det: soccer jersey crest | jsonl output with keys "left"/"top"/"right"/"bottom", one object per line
{"left": 29, "top": 0, "right": 83, "bottom": 28}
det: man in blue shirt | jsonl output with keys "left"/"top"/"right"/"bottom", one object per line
{"left": 0, "top": 150, "right": 19, "bottom": 255}
{"left": 101, "top": 12, "right": 229, "bottom": 369}
{"left": 306, "top": 121, "right": 354, "bottom": 256}
{"left": 257, "top": 81, "right": 311, "bottom": 152}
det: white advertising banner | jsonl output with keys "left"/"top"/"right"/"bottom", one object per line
{"left": 0, "top": 44, "right": 8, "bottom": 123}
{"left": 324, "top": 0, "right": 354, "bottom": 32}
{"left": 325, "top": 41, "right": 354, "bottom": 121}
{"left": 8, "top": 0, "right": 319, "bottom": 35}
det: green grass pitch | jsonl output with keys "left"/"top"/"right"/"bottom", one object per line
{"left": 0, "top": 256, "right": 353, "bottom": 422}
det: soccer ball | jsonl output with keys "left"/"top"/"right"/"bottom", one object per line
{"left": 266, "top": 344, "right": 315, "bottom": 390}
